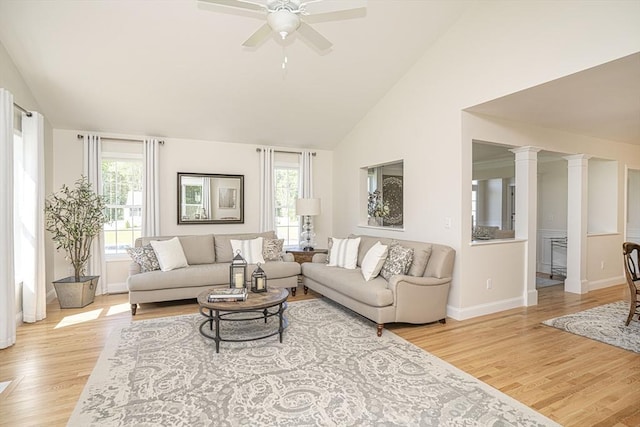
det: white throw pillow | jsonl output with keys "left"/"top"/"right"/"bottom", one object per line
{"left": 150, "top": 237, "right": 188, "bottom": 272}
{"left": 361, "top": 241, "right": 389, "bottom": 281}
{"left": 230, "top": 237, "right": 266, "bottom": 264}
{"left": 328, "top": 237, "right": 361, "bottom": 269}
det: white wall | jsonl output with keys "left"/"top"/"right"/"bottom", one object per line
{"left": 333, "top": 1, "right": 640, "bottom": 319}
{"left": 588, "top": 159, "right": 618, "bottom": 233}
{"left": 1, "top": 40, "right": 56, "bottom": 308}
{"left": 52, "top": 129, "right": 333, "bottom": 292}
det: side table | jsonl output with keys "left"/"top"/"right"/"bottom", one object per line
{"left": 286, "top": 247, "right": 328, "bottom": 296}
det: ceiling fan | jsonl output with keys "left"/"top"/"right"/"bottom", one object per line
{"left": 199, "top": 0, "right": 367, "bottom": 50}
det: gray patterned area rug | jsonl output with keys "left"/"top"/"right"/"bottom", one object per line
{"left": 69, "top": 298, "right": 558, "bottom": 426}
{"left": 543, "top": 300, "right": 640, "bottom": 353}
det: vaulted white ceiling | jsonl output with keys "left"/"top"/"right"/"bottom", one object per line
{"left": 0, "top": 0, "right": 472, "bottom": 149}
{"left": 0, "top": 1, "right": 638, "bottom": 150}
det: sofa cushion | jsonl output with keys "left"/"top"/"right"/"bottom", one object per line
{"left": 249, "top": 261, "right": 301, "bottom": 278}
{"left": 380, "top": 244, "right": 413, "bottom": 281}
{"left": 128, "top": 263, "right": 230, "bottom": 291}
{"left": 138, "top": 235, "right": 215, "bottom": 265}
{"left": 352, "top": 235, "right": 388, "bottom": 267}
{"left": 361, "top": 241, "right": 388, "bottom": 281}
{"left": 351, "top": 234, "right": 431, "bottom": 277}
{"left": 392, "top": 240, "right": 432, "bottom": 277}
{"left": 215, "top": 231, "right": 277, "bottom": 263}
{"left": 328, "top": 237, "right": 361, "bottom": 269}
{"left": 150, "top": 237, "right": 189, "bottom": 272}
{"left": 178, "top": 235, "right": 215, "bottom": 265}
{"left": 126, "top": 244, "right": 160, "bottom": 272}
{"left": 302, "top": 262, "right": 393, "bottom": 307}
{"left": 127, "top": 260, "right": 300, "bottom": 292}
{"left": 231, "top": 237, "right": 265, "bottom": 264}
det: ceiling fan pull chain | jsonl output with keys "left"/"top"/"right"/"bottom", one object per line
{"left": 281, "top": 44, "right": 289, "bottom": 78}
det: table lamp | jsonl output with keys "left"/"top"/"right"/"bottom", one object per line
{"left": 296, "top": 198, "right": 321, "bottom": 251}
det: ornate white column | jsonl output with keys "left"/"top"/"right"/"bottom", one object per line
{"left": 564, "top": 154, "right": 590, "bottom": 294}
{"left": 510, "top": 146, "right": 541, "bottom": 306}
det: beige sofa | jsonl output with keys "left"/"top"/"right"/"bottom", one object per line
{"left": 127, "top": 231, "right": 300, "bottom": 315}
{"left": 301, "top": 235, "right": 455, "bottom": 336}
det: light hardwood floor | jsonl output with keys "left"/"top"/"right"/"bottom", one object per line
{"left": 1, "top": 284, "right": 639, "bottom": 426}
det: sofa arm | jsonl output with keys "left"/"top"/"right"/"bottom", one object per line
{"left": 282, "top": 253, "right": 295, "bottom": 262}
{"left": 312, "top": 253, "right": 328, "bottom": 263}
{"left": 128, "top": 261, "right": 141, "bottom": 276}
{"left": 387, "top": 274, "right": 451, "bottom": 324}
{"left": 387, "top": 274, "right": 451, "bottom": 290}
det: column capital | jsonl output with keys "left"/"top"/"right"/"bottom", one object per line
{"left": 563, "top": 154, "right": 592, "bottom": 163}
{"left": 509, "top": 146, "right": 541, "bottom": 155}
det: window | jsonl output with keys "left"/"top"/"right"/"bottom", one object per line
{"left": 102, "top": 155, "right": 143, "bottom": 255}
{"left": 274, "top": 166, "right": 300, "bottom": 246}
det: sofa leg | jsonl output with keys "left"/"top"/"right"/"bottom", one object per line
{"left": 303, "top": 285, "right": 308, "bottom": 295}
{"left": 131, "top": 304, "right": 137, "bottom": 315}
{"left": 376, "top": 324, "right": 384, "bottom": 337}
{"left": 439, "top": 318, "right": 446, "bottom": 324}
{"left": 291, "top": 287, "right": 297, "bottom": 297}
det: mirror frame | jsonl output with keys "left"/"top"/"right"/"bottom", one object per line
{"left": 177, "top": 172, "right": 244, "bottom": 225}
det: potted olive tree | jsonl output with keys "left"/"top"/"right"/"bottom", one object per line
{"left": 45, "top": 176, "right": 107, "bottom": 308}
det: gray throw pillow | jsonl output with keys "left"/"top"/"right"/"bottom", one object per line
{"left": 380, "top": 244, "right": 414, "bottom": 281}
{"left": 127, "top": 244, "right": 161, "bottom": 272}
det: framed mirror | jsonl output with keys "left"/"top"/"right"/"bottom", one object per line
{"left": 177, "top": 172, "right": 244, "bottom": 224}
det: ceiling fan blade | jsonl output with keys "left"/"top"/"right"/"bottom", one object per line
{"left": 242, "top": 23, "right": 273, "bottom": 47}
{"left": 301, "top": 0, "right": 366, "bottom": 15}
{"left": 297, "top": 21, "right": 332, "bottom": 51}
{"left": 303, "top": 7, "right": 366, "bottom": 24}
{"left": 198, "top": 0, "right": 266, "bottom": 12}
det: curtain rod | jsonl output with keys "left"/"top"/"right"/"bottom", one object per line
{"left": 256, "top": 148, "right": 316, "bottom": 156}
{"left": 13, "top": 102, "right": 33, "bottom": 117}
{"left": 76, "top": 134, "right": 164, "bottom": 144}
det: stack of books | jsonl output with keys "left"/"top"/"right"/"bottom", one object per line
{"left": 207, "top": 288, "right": 248, "bottom": 302}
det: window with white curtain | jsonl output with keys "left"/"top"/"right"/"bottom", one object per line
{"left": 13, "top": 130, "right": 23, "bottom": 286}
{"left": 274, "top": 165, "right": 300, "bottom": 246}
{"left": 102, "top": 153, "right": 143, "bottom": 255}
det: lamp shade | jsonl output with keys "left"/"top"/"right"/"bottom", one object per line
{"left": 296, "top": 198, "right": 321, "bottom": 216}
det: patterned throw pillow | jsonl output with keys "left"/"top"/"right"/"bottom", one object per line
{"left": 126, "top": 244, "right": 161, "bottom": 272}
{"left": 380, "top": 244, "right": 414, "bottom": 281}
{"left": 326, "top": 237, "right": 334, "bottom": 264}
{"left": 263, "top": 238, "right": 284, "bottom": 261}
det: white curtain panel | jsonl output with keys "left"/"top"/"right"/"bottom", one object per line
{"left": 20, "top": 112, "right": 46, "bottom": 323}
{"left": 299, "top": 150, "right": 314, "bottom": 198}
{"left": 0, "top": 89, "right": 16, "bottom": 349}
{"left": 83, "top": 134, "right": 106, "bottom": 294}
{"left": 142, "top": 138, "right": 160, "bottom": 236}
{"left": 259, "top": 147, "right": 275, "bottom": 232}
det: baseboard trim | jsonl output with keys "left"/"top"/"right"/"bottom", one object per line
{"left": 447, "top": 296, "right": 524, "bottom": 321}
{"left": 107, "top": 282, "right": 128, "bottom": 294}
{"left": 589, "top": 276, "right": 625, "bottom": 291}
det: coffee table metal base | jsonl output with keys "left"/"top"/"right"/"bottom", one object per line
{"left": 198, "top": 302, "right": 288, "bottom": 353}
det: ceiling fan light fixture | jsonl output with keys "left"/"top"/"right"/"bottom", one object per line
{"left": 267, "top": 10, "right": 300, "bottom": 39}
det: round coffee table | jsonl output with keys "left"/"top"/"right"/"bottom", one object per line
{"left": 197, "top": 287, "right": 289, "bottom": 353}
